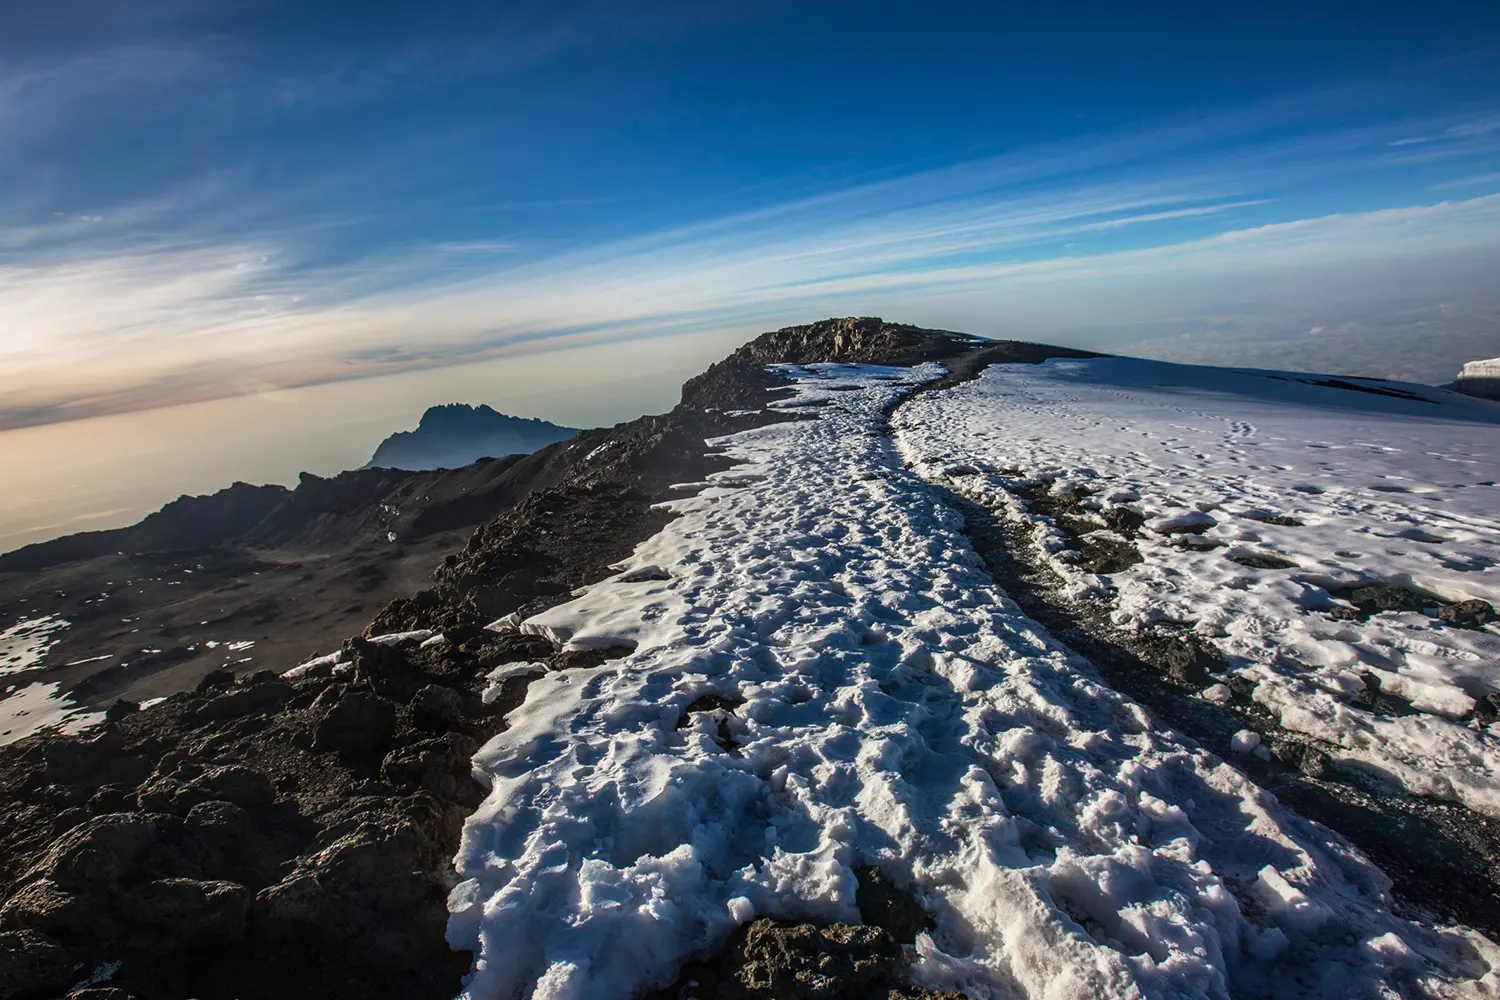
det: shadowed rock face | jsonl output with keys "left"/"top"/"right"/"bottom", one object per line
{"left": 366, "top": 404, "right": 578, "bottom": 471}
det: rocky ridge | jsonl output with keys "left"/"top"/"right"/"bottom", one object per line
{"left": 2, "top": 318, "right": 1036, "bottom": 1000}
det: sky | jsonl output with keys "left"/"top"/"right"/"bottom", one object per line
{"left": 2, "top": 0, "right": 1500, "bottom": 546}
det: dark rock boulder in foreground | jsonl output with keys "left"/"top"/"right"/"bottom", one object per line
{"left": 0, "top": 630, "right": 550, "bottom": 1000}
{"left": 366, "top": 403, "right": 578, "bottom": 471}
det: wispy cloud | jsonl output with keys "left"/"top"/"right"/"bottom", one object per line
{"left": 1432, "top": 171, "right": 1500, "bottom": 190}
{"left": 2, "top": 55, "right": 1499, "bottom": 429}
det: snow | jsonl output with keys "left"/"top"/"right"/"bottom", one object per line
{"left": 1230, "top": 730, "right": 1261, "bottom": 754}
{"left": 448, "top": 362, "right": 1497, "bottom": 1000}
{"left": 0, "top": 614, "right": 107, "bottom": 744}
{"left": 0, "top": 614, "right": 67, "bottom": 677}
{"left": 367, "top": 629, "right": 435, "bottom": 646}
{"left": 284, "top": 649, "right": 348, "bottom": 679}
{"left": 0, "top": 680, "right": 106, "bottom": 746}
{"left": 896, "top": 356, "right": 1500, "bottom": 818}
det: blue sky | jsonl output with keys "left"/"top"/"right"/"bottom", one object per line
{"left": 3, "top": 0, "right": 1499, "bottom": 430}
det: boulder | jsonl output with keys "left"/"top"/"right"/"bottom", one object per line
{"left": 118, "top": 878, "right": 249, "bottom": 942}
{"left": 252, "top": 873, "right": 338, "bottom": 944}
{"left": 854, "top": 867, "right": 932, "bottom": 944}
{"left": 184, "top": 800, "right": 251, "bottom": 872}
{"left": 195, "top": 669, "right": 236, "bottom": 693}
{"left": 28, "top": 812, "right": 178, "bottom": 891}
{"left": 86, "top": 785, "right": 138, "bottom": 816}
{"left": 381, "top": 733, "right": 479, "bottom": 800}
{"left": 184, "top": 765, "right": 276, "bottom": 811}
{"left": 0, "top": 878, "right": 106, "bottom": 939}
{"left": 314, "top": 692, "right": 398, "bottom": 756}
{"left": 0, "top": 929, "right": 73, "bottom": 1000}
{"left": 195, "top": 681, "right": 291, "bottom": 721}
{"left": 135, "top": 776, "right": 188, "bottom": 814}
{"left": 1440, "top": 599, "right": 1497, "bottom": 630}
{"left": 409, "top": 684, "right": 464, "bottom": 731}
{"left": 43, "top": 731, "right": 126, "bottom": 784}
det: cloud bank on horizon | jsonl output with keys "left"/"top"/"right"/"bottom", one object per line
{"left": 2, "top": 0, "right": 1499, "bottom": 431}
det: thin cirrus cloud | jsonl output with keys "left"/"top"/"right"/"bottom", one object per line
{"left": 3, "top": 85, "right": 1500, "bottom": 431}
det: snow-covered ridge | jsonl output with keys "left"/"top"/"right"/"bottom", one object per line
{"left": 895, "top": 356, "right": 1500, "bottom": 817}
{"left": 448, "top": 362, "right": 1496, "bottom": 999}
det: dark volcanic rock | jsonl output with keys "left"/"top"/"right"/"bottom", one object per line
{"left": 0, "top": 928, "right": 73, "bottom": 999}
{"left": 314, "top": 692, "right": 398, "bottom": 756}
{"left": 730, "top": 920, "right": 902, "bottom": 999}
{"left": 652, "top": 917, "right": 965, "bottom": 1000}
{"left": 855, "top": 867, "right": 933, "bottom": 945}
{"left": 409, "top": 684, "right": 464, "bottom": 731}
{"left": 1439, "top": 598, "right": 1497, "bottom": 630}
{"left": 118, "top": 877, "right": 250, "bottom": 942}
{"left": 0, "top": 878, "right": 100, "bottom": 939}
{"left": 196, "top": 680, "right": 292, "bottom": 719}
{"left": 381, "top": 734, "right": 480, "bottom": 801}
{"left": 28, "top": 811, "right": 179, "bottom": 890}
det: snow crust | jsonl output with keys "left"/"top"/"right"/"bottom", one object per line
{"left": 0, "top": 680, "right": 105, "bottom": 746}
{"left": 0, "top": 614, "right": 67, "bottom": 677}
{"left": 0, "top": 614, "right": 106, "bottom": 745}
{"left": 895, "top": 356, "right": 1500, "bottom": 818}
{"left": 449, "top": 363, "right": 1497, "bottom": 1000}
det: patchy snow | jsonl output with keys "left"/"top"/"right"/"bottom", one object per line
{"left": 0, "top": 614, "right": 68, "bottom": 677}
{"left": 0, "top": 680, "right": 106, "bottom": 746}
{"left": 448, "top": 362, "right": 1497, "bottom": 1000}
{"left": 895, "top": 355, "right": 1500, "bottom": 818}
{"left": 0, "top": 614, "right": 105, "bottom": 744}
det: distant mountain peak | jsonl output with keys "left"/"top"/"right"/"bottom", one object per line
{"left": 367, "top": 404, "right": 578, "bottom": 471}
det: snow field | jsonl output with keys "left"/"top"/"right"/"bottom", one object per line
{"left": 0, "top": 613, "right": 67, "bottom": 677}
{"left": 448, "top": 363, "right": 1497, "bottom": 1000}
{"left": 894, "top": 357, "right": 1500, "bottom": 818}
{"left": 0, "top": 614, "right": 108, "bottom": 745}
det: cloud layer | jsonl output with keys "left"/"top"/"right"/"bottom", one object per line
{"left": 2, "top": 12, "right": 1498, "bottom": 429}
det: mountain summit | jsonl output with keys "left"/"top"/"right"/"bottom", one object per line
{"left": 366, "top": 403, "right": 578, "bottom": 471}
